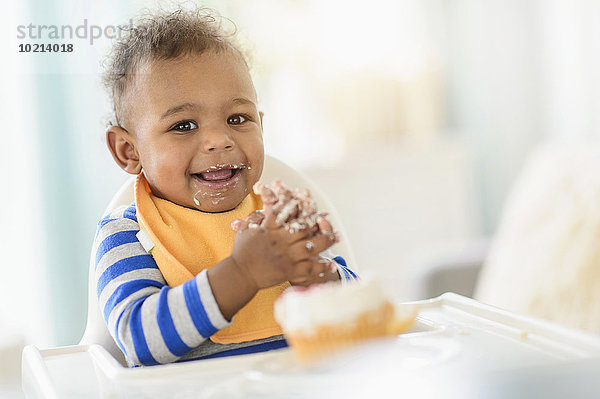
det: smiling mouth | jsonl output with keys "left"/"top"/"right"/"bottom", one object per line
{"left": 191, "top": 164, "right": 246, "bottom": 188}
{"left": 196, "top": 168, "right": 237, "bottom": 181}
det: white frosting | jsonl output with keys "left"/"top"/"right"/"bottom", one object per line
{"left": 274, "top": 279, "right": 389, "bottom": 335}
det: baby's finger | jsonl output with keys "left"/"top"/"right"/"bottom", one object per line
{"left": 272, "top": 180, "right": 292, "bottom": 200}
{"left": 274, "top": 198, "right": 299, "bottom": 226}
{"left": 254, "top": 182, "right": 278, "bottom": 224}
{"left": 231, "top": 219, "right": 244, "bottom": 232}
{"left": 252, "top": 181, "right": 264, "bottom": 194}
{"left": 316, "top": 214, "right": 334, "bottom": 235}
{"left": 246, "top": 210, "right": 265, "bottom": 226}
{"left": 262, "top": 211, "right": 278, "bottom": 229}
{"left": 263, "top": 196, "right": 299, "bottom": 229}
{"left": 273, "top": 189, "right": 293, "bottom": 211}
{"left": 289, "top": 234, "right": 338, "bottom": 262}
{"left": 255, "top": 183, "right": 282, "bottom": 229}
{"left": 290, "top": 257, "right": 334, "bottom": 284}
{"left": 262, "top": 199, "right": 289, "bottom": 229}
{"left": 318, "top": 257, "right": 340, "bottom": 275}
{"left": 313, "top": 258, "right": 338, "bottom": 279}
{"left": 290, "top": 259, "right": 315, "bottom": 281}
{"left": 295, "top": 188, "right": 318, "bottom": 216}
{"left": 288, "top": 276, "right": 309, "bottom": 286}
{"left": 285, "top": 223, "right": 319, "bottom": 243}
{"left": 231, "top": 218, "right": 250, "bottom": 232}
{"left": 254, "top": 182, "right": 278, "bottom": 206}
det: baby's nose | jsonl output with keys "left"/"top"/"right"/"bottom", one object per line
{"left": 201, "top": 128, "right": 235, "bottom": 152}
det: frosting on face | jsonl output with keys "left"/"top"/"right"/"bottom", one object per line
{"left": 274, "top": 279, "right": 389, "bottom": 335}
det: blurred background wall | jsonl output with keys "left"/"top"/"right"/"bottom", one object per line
{"left": 2, "top": 0, "right": 600, "bottom": 352}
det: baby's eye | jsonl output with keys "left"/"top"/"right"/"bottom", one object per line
{"left": 227, "top": 114, "right": 248, "bottom": 125}
{"left": 170, "top": 120, "right": 198, "bottom": 132}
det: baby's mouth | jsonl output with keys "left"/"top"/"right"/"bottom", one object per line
{"left": 196, "top": 168, "right": 236, "bottom": 181}
{"left": 191, "top": 164, "right": 246, "bottom": 189}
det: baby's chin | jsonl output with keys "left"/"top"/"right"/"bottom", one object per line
{"left": 189, "top": 191, "right": 248, "bottom": 213}
{"left": 149, "top": 182, "right": 247, "bottom": 212}
{"left": 194, "top": 201, "right": 241, "bottom": 213}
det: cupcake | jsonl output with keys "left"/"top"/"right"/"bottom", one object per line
{"left": 274, "top": 279, "right": 416, "bottom": 364}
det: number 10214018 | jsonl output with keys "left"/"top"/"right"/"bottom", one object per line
{"left": 18, "top": 43, "right": 74, "bottom": 53}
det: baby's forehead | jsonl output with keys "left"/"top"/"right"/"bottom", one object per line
{"left": 119, "top": 50, "right": 256, "bottom": 128}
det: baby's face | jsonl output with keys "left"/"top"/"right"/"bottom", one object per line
{"left": 122, "top": 50, "right": 264, "bottom": 212}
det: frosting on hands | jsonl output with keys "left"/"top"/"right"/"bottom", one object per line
{"left": 231, "top": 180, "right": 341, "bottom": 287}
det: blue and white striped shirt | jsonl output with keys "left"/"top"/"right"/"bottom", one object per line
{"left": 93, "top": 203, "right": 357, "bottom": 366}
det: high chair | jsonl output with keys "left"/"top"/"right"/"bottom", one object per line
{"left": 78, "top": 154, "right": 356, "bottom": 365}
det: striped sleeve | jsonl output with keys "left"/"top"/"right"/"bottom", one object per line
{"left": 333, "top": 256, "right": 358, "bottom": 285}
{"left": 93, "top": 204, "right": 231, "bottom": 366}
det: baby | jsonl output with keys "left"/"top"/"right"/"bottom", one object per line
{"left": 96, "top": 9, "right": 357, "bottom": 366}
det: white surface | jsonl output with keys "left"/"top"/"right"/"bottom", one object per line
{"left": 23, "top": 293, "right": 600, "bottom": 399}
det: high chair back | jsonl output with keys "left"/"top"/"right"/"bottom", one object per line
{"left": 79, "top": 154, "right": 355, "bottom": 365}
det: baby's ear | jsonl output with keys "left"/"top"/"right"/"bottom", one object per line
{"left": 106, "top": 125, "right": 142, "bottom": 174}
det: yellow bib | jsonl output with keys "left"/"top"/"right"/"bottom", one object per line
{"left": 134, "top": 174, "right": 289, "bottom": 344}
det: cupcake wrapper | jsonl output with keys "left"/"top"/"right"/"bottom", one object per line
{"left": 284, "top": 302, "right": 414, "bottom": 364}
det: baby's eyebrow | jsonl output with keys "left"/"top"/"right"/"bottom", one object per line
{"left": 160, "top": 102, "right": 200, "bottom": 120}
{"left": 231, "top": 97, "right": 256, "bottom": 107}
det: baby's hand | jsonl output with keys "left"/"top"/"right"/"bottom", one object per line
{"left": 231, "top": 210, "right": 265, "bottom": 231}
{"left": 230, "top": 180, "right": 341, "bottom": 289}
{"left": 233, "top": 180, "right": 339, "bottom": 243}
{"left": 254, "top": 180, "right": 299, "bottom": 227}
{"left": 230, "top": 207, "right": 338, "bottom": 290}
{"left": 250, "top": 180, "right": 338, "bottom": 238}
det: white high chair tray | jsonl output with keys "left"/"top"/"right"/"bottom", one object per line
{"left": 22, "top": 293, "right": 600, "bottom": 399}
